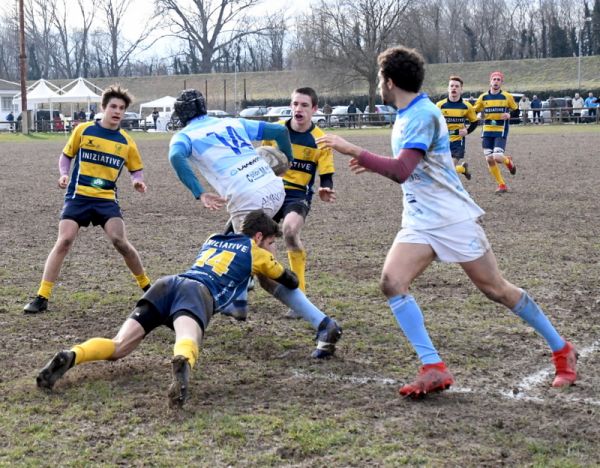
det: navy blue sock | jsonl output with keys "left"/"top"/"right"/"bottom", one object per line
{"left": 511, "top": 290, "right": 565, "bottom": 352}
{"left": 389, "top": 294, "right": 441, "bottom": 365}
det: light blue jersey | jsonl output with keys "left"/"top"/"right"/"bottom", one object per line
{"left": 170, "top": 116, "right": 280, "bottom": 199}
{"left": 392, "top": 93, "right": 484, "bottom": 229}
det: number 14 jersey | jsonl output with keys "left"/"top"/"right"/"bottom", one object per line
{"left": 169, "top": 116, "right": 280, "bottom": 200}
{"left": 179, "top": 233, "right": 285, "bottom": 312}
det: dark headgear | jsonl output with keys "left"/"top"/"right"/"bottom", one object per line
{"left": 174, "top": 89, "right": 207, "bottom": 126}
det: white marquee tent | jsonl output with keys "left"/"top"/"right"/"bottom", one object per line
{"left": 56, "top": 77, "right": 102, "bottom": 117}
{"left": 139, "top": 96, "right": 176, "bottom": 116}
{"left": 12, "top": 79, "right": 61, "bottom": 112}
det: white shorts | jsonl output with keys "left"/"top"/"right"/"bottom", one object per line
{"left": 394, "top": 218, "right": 490, "bottom": 263}
{"left": 228, "top": 179, "right": 285, "bottom": 232}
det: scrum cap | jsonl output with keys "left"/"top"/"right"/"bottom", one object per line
{"left": 490, "top": 71, "right": 504, "bottom": 81}
{"left": 174, "top": 89, "right": 207, "bottom": 126}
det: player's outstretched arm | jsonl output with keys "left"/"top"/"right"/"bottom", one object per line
{"left": 261, "top": 122, "right": 293, "bottom": 162}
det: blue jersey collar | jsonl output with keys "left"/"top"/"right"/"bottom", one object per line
{"left": 397, "top": 93, "right": 429, "bottom": 116}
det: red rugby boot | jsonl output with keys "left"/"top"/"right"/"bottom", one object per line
{"left": 505, "top": 155, "right": 516, "bottom": 175}
{"left": 551, "top": 341, "right": 577, "bottom": 387}
{"left": 399, "top": 362, "right": 454, "bottom": 399}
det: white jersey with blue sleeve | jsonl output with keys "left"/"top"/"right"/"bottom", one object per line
{"left": 392, "top": 93, "right": 484, "bottom": 229}
{"left": 169, "top": 116, "right": 280, "bottom": 200}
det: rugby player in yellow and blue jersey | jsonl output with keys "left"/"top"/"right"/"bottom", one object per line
{"left": 474, "top": 71, "right": 518, "bottom": 193}
{"left": 23, "top": 85, "right": 151, "bottom": 314}
{"left": 262, "top": 87, "right": 335, "bottom": 311}
{"left": 436, "top": 76, "right": 478, "bottom": 181}
{"left": 36, "top": 210, "right": 342, "bottom": 408}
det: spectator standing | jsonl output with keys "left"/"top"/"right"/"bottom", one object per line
{"left": 347, "top": 100, "right": 358, "bottom": 128}
{"left": 152, "top": 107, "right": 159, "bottom": 128}
{"left": 531, "top": 95, "right": 542, "bottom": 124}
{"left": 322, "top": 102, "right": 332, "bottom": 127}
{"left": 584, "top": 92, "right": 597, "bottom": 121}
{"left": 78, "top": 109, "right": 87, "bottom": 121}
{"left": 6, "top": 110, "right": 14, "bottom": 132}
{"left": 518, "top": 95, "right": 531, "bottom": 124}
{"left": 547, "top": 96, "right": 557, "bottom": 123}
{"left": 572, "top": 93, "right": 584, "bottom": 123}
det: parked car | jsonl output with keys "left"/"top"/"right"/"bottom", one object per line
{"left": 239, "top": 106, "right": 269, "bottom": 118}
{"left": 364, "top": 104, "right": 396, "bottom": 125}
{"left": 207, "top": 109, "right": 231, "bottom": 117}
{"left": 526, "top": 97, "right": 573, "bottom": 124}
{"left": 95, "top": 111, "right": 141, "bottom": 129}
{"left": 331, "top": 105, "right": 363, "bottom": 127}
{"left": 265, "top": 106, "right": 291, "bottom": 121}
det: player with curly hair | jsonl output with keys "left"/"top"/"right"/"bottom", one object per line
{"left": 318, "top": 45, "right": 577, "bottom": 399}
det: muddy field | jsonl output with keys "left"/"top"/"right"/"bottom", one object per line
{"left": 1, "top": 129, "right": 599, "bottom": 466}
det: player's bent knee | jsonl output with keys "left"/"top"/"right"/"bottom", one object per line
{"left": 380, "top": 274, "right": 407, "bottom": 298}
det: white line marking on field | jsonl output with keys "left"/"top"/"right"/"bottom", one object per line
{"left": 290, "top": 340, "right": 600, "bottom": 406}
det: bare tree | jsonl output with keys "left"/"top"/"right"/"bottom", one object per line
{"left": 295, "top": 0, "right": 412, "bottom": 110}
{"left": 155, "top": 0, "right": 265, "bottom": 73}
{"left": 97, "top": 0, "right": 159, "bottom": 77}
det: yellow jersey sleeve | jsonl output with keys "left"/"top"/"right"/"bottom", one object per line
{"left": 123, "top": 131, "right": 144, "bottom": 172}
{"left": 251, "top": 241, "right": 285, "bottom": 279}
{"left": 62, "top": 122, "right": 87, "bottom": 158}
{"left": 465, "top": 102, "right": 478, "bottom": 122}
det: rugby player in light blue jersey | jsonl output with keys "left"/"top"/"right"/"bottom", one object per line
{"left": 318, "top": 46, "right": 576, "bottom": 398}
{"left": 168, "top": 90, "right": 342, "bottom": 357}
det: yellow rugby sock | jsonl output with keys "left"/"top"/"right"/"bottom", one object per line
{"left": 134, "top": 272, "right": 151, "bottom": 290}
{"left": 288, "top": 250, "right": 307, "bottom": 292}
{"left": 488, "top": 164, "right": 505, "bottom": 185}
{"left": 455, "top": 164, "right": 465, "bottom": 174}
{"left": 72, "top": 338, "right": 116, "bottom": 365}
{"left": 173, "top": 338, "right": 198, "bottom": 368}
{"left": 37, "top": 280, "right": 54, "bottom": 300}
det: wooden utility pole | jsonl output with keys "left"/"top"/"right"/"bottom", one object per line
{"left": 18, "top": 0, "right": 29, "bottom": 134}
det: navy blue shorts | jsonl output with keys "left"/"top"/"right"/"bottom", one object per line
{"left": 482, "top": 136, "right": 507, "bottom": 152}
{"left": 449, "top": 140, "right": 466, "bottom": 159}
{"left": 131, "top": 275, "right": 214, "bottom": 334}
{"left": 61, "top": 197, "right": 122, "bottom": 227}
{"left": 273, "top": 190, "right": 311, "bottom": 223}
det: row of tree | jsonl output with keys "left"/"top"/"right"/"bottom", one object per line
{"left": 1, "top": 0, "right": 600, "bottom": 110}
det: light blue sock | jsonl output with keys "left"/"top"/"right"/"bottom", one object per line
{"left": 511, "top": 290, "right": 565, "bottom": 352}
{"left": 273, "top": 285, "right": 326, "bottom": 329}
{"left": 389, "top": 294, "right": 441, "bottom": 365}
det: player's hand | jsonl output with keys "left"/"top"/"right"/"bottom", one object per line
{"left": 501, "top": 112, "right": 511, "bottom": 120}
{"left": 318, "top": 187, "right": 336, "bottom": 202}
{"left": 133, "top": 181, "right": 147, "bottom": 193}
{"left": 349, "top": 158, "right": 369, "bottom": 174}
{"left": 316, "top": 134, "right": 362, "bottom": 157}
{"left": 58, "top": 175, "right": 69, "bottom": 189}
{"left": 200, "top": 192, "right": 227, "bottom": 211}
{"left": 458, "top": 128, "right": 468, "bottom": 137}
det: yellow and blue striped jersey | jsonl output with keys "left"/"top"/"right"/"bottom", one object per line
{"left": 263, "top": 120, "right": 334, "bottom": 198}
{"left": 63, "top": 121, "right": 143, "bottom": 201}
{"left": 473, "top": 90, "right": 518, "bottom": 137}
{"left": 436, "top": 98, "right": 478, "bottom": 142}
{"left": 180, "top": 233, "right": 285, "bottom": 311}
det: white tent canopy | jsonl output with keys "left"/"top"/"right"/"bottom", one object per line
{"left": 139, "top": 96, "right": 176, "bottom": 116}
{"left": 12, "top": 79, "right": 61, "bottom": 111}
{"left": 56, "top": 77, "right": 102, "bottom": 104}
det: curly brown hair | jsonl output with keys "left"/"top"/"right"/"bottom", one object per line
{"left": 101, "top": 84, "right": 133, "bottom": 109}
{"left": 377, "top": 46, "right": 425, "bottom": 93}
